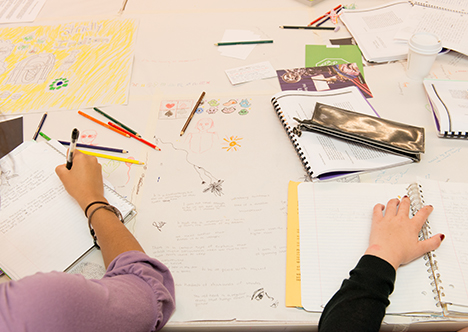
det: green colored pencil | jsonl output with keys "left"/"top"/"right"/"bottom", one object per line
{"left": 93, "top": 107, "right": 140, "bottom": 137}
{"left": 215, "top": 40, "right": 273, "bottom": 46}
{"left": 280, "top": 25, "right": 336, "bottom": 30}
{"left": 39, "top": 132, "right": 52, "bottom": 141}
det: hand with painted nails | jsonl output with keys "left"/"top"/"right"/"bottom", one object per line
{"left": 365, "top": 196, "right": 445, "bottom": 271}
{"left": 319, "top": 196, "right": 446, "bottom": 332}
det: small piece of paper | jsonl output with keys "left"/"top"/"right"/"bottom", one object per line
{"left": 225, "top": 61, "right": 276, "bottom": 85}
{"left": 218, "top": 29, "right": 261, "bottom": 60}
{"left": 0, "top": 0, "right": 47, "bottom": 23}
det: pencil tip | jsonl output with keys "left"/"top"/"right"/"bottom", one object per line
{"left": 180, "top": 132, "right": 184, "bottom": 136}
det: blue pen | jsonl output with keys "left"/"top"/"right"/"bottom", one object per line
{"left": 66, "top": 128, "right": 80, "bottom": 170}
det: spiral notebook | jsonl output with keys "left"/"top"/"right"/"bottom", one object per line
{"left": 0, "top": 140, "right": 136, "bottom": 280}
{"left": 271, "top": 87, "right": 412, "bottom": 181}
{"left": 394, "top": 0, "right": 468, "bottom": 56}
{"left": 298, "top": 179, "right": 468, "bottom": 316}
{"left": 409, "top": 0, "right": 466, "bottom": 14}
{"left": 423, "top": 79, "right": 468, "bottom": 138}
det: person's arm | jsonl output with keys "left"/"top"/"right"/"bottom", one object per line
{"left": 318, "top": 255, "right": 395, "bottom": 332}
{"left": 0, "top": 150, "right": 175, "bottom": 332}
{"left": 319, "top": 196, "right": 444, "bottom": 332}
{"left": 55, "top": 150, "right": 144, "bottom": 268}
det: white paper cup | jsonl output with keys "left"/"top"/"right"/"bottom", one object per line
{"left": 406, "top": 32, "right": 442, "bottom": 81}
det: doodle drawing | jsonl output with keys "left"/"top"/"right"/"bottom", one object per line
{"left": 222, "top": 136, "right": 243, "bottom": 152}
{"left": 187, "top": 118, "right": 219, "bottom": 154}
{"left": 251, "top": 288, "right": 279, "bottom": 308}
{"left": 155, "top": 138, "right": 224, "bottom": 196}
{"left": 7, "top": 53, "right": 55, "bottom": 85}
{"left": 80, "top": 129, "right": 97, "bottom": 144}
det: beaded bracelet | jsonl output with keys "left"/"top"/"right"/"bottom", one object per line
{"left": 87, "top": 204, "right": 124, "bottom": 249}
{"left": 84, "top": 201, "right": 109, "bottom": 218}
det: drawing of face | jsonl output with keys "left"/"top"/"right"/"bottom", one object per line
{"left": 80, "top": 130, "right": 97, "bottom": 144}
{"left": 196, "top": 118, "right": 214, "bottom": 132}
{"left": 251, "top": 288, "right": 279, "bottom": 308}
{"left": 339, "top": 63, "right": 360, "bottom": 77}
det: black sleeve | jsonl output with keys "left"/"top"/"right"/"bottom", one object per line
{"left": 318, "top": 255, "right": 396, "bottom": 332}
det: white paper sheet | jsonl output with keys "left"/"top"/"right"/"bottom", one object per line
{"left": 225, "top": 61, "right": 277, "bottom": 85}
{"left": 0, "top": 0, "right": 46, "bottom": 23}
{"left": 218, "top": 29, "right": 261, "bottom": 60}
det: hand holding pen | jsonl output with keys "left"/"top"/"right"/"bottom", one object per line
{"left": 66, "top": 128, "right": 80, "bottom": 170}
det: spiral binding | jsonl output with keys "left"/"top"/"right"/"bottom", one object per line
{"left": 407, "top": 183, "right": 446, "bottom": 311}
{"left": 443, "top": 131, "right": 468, "bottom": 139}
{"left": 410, "top": 1, "right": 467, "bottom": 14}
{"left": 271, "top": 98, "right": 313, "bottom": 179}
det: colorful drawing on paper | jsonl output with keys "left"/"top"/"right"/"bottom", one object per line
{"left": 159, "top": 97, "right": 252, "bottom": 119}
{"left": 0, "top": 19, "right": 137, "bottom": 114}
{"left": 222, "top": 136, "right": 243, "bottom": 152}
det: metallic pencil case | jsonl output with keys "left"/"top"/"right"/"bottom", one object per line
{"left": 293, "top": 103, "right": 425, "bottom": 162}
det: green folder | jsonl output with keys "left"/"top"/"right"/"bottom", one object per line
{"left": 305, "top": 44, "right": 364, "bottom": 78}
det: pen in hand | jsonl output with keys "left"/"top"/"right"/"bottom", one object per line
{"left": 66, "top": 128, "right": 80, "bottom": 170}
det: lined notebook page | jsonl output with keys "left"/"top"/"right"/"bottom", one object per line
{"left": 0, "top": 141, "right": 134, "bottom": 280}
{"left": 418, "top": 179, "right": 468, "bottom": 313}
{"left": 298, "top": 182, "right": 439, "bottom": 314}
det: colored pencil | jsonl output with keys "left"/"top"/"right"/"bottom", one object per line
{"left": 215, "top": 40, "right": 273, "bottom": 46}
{"left": 316, "top": 7, "right": 343, "bottom": 27}
{"left": 32, "top": 112, "right": 48, "bottom": 140}
{"left": 93, "top": 107, "right": 140, "bottom": 137}
{"left": 78, "top": 110, "right": 130, "bottom": 138}
{"left": 280, "top": 26, "right": 336, "bottom": 30}
{"left": 39, "top": 132, "right": 52, "bottom": 141}
{"left": 39, "top": 132, "right": 128, "bottom": 154}
{"left": 107, "top": 122, "right": 161, "bottom": 151}
{"left": 308, "top": 4, "right": 342, "bottom": 26}
{"left": 59, "top": 141, "right": 128, "bottom": 154}
{"left": 180, "top": 91, "right": 205, "bottom": 136}
{"left": 79, "top": 149, "right": 144, "bottom": 165}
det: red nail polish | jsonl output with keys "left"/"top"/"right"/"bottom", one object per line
{"left": 440, "top": 234, "right": 445, "bottom": 242}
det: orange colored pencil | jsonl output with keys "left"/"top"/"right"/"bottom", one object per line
{"left": 108, "top": 122, "right": 161, "bottom": 151}
{"left": 78, "top": 110, "right": 130, "bottom": 138}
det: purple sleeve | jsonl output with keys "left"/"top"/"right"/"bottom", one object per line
{"left": 0, "top": 251, "right": 175, "bottom": 332}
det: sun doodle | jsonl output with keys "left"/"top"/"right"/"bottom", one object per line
{"left": 222, "top": 136, "right": 243, "bottom": 152}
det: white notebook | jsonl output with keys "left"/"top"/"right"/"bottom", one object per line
{"left": 271, "top": 86, "right": 412, "bottom": 181}
{"left": 423, "top": 79, "right": 468, "bottom": 138}
{"left": 0, "top": 140, "right": 135, "bottom": 280}
{"left": 298, "top": 179, "right": 468, "bottom": 316}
